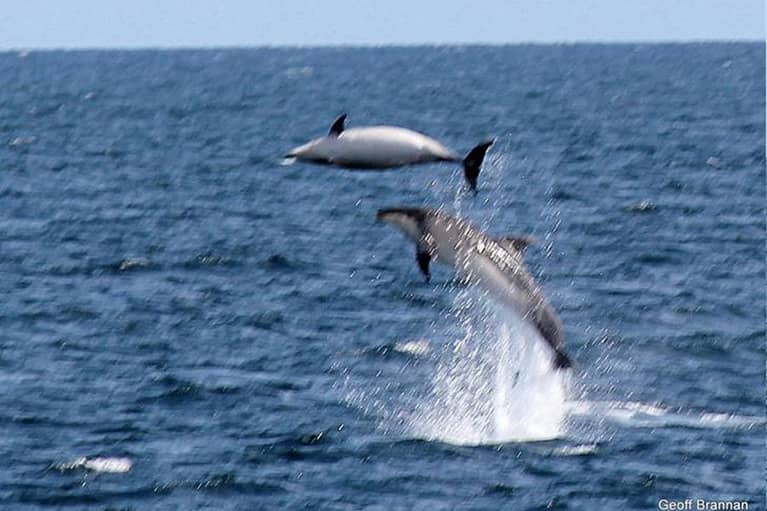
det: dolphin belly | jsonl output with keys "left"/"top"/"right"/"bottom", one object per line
{"left": 469, "top": 251, "right": 570, "bottom": 367}
{"left": 332, "top": 127, "right": 458, "bottom": 168}
{"left": 287, "top": 115, "right": 493, "bottom": 189}
{"left": 468, "top": 252, "right": 534, "bottom": 315}
{"left": 288, "top": 126, "right": 458, "bottom": 169}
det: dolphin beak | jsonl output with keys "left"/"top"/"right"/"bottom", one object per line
{"left": 376, "top": 208, "right": 406, "bottom": 225}
{"left": 285, "top": 140, "right": 313, "bottom": 159}
{"left": 285, "top": 143, "right": 304, "bottom": 158}
{"left": 376, "top": 208, "right": 395, "bottom": 223}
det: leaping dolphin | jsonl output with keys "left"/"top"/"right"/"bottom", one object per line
{"left": 377, "top": 207, "right": 572, "bottom": 370}
{"left": 286, "top": 114, "right": 494, "bottom": 191}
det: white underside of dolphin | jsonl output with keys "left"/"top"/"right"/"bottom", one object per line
{"left": 286, "top": 114, "right": 493, "bottom": 190}
{"left": 289, "top": 125, "right": 458, "bottom": 168}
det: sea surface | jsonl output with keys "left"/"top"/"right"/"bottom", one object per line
{"left": 1, "top": 44, "right": 764, "bottom": 510}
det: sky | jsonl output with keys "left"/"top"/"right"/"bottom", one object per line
{"left": 0, "top": 0, "right": 764, "bottom": 49}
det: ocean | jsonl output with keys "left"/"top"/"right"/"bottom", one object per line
{"left": 1, "top": 43, "right": 764, "bottom": 510}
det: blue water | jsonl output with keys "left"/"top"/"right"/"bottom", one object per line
{"left": 1, "top": 44, "right": 764, "bottom": 510}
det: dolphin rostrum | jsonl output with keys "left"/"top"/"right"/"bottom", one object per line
{"left": 377, "top": 207, "right": 572, "bottom": 370}
{"left": 286, "top": 114, "right": 494, "bottom": 191}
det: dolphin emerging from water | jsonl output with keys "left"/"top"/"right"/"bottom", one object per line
{"left": 377, "top": 207, "right": 572, "bottom": 370}
{"left": 286, "top": 114, "right": 494, "bottom": 191}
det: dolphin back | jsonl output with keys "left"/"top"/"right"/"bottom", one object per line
{"left": 533, "top": 304, "right": 572, "bottom": 369}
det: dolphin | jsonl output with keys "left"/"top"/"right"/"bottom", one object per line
{"left": 377, "top": 207, "right": 572, "bottom": 370}
{"left": 286, "top": 114, "right": 494, "bottom": 191}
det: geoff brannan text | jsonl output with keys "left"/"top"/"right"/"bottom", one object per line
{"left": 658, "top": 499, "right": 749, "bottom": 510}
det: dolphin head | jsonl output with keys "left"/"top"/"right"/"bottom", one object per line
{"left": 376, "top": 207, "right": 429, "bottom": 244}
{"left": 286, "top": 114, "right": 347, "bottom": 162}
{"left": 285, "top": 136, "right": 338, "bottom": 163}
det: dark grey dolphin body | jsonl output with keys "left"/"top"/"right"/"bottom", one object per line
{"left": 377, "top": 207, "right": 572, "bottom": 370}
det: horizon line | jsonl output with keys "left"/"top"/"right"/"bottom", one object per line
{"left": 1, "top": 38, "right": 763, "bottom": 53}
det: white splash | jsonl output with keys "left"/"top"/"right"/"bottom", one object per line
{"left": 409, "top": 291, "right": 570, "bottom": 445}
{"left": 394, "top": 339, "right": 431, "bottom": 356}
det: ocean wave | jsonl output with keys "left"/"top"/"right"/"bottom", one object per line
{"left": 567, "top": 400, "right": 765, "bottom": 429}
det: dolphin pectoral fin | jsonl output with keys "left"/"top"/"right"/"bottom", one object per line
{"left": 416, "top": 249, "right": 431, "bottom": 282}
{"left": 496, "top": 235, "right": 537, "bottom": 253}
{"left": 329, "top": 114, "right": 347, "bottom": 136}
{"left": 552, "top": 349, "right": 573, "bottom": 370}
{"left": 462, "top": 139, "right": 494, "bottom": 191}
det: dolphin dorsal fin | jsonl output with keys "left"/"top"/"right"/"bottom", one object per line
{"left": 329, "top": 114, "right": 347, "bottom": 136}
{"left": 496, "top": 235, "right": 537, "bottom": 253}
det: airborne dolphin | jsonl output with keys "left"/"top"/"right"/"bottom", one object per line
{"left": 286, "top": 114, "right": 494, "bottom": 191}
{"left": 377, "top": 207, "right": 572, "bottom": 370}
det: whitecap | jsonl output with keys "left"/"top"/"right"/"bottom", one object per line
{"left": 83, "top": 457, "right": 133, "bottom": 473}
{"left": 55, "top": 456, "right": 133, "bottom": 474}
{"left": 118, "top": 257, "right": 151, "bottom": 271}
{"left": 568, "top": 400, "right": 764, "bottom": 429}
{"left": 552, "top": 443, "right": 599, "bottom": 456}
{"left": 394, "top": 339, "right": 430, "bottom": 356}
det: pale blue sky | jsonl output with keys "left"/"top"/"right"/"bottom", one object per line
{"left": 0, "top": 0, "right": 763, "bottom": 49}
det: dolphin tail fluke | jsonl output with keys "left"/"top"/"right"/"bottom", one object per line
{"left": 462, "top": 140, "right": 494, "bottom": 191}
{"left": 552, "top": 349, "right": 573, "bottom": 370}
